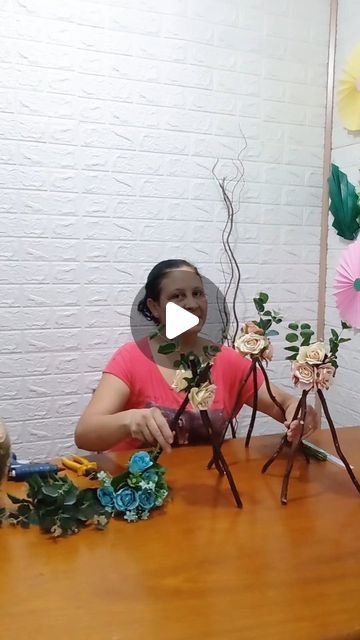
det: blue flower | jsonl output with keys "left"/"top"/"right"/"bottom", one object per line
{"left": 128, "top": 451, "right": 153, "bottom": 474}
{"left": 114, "top": 487, "right": 139, "bottom": 512}
{"left": 97, "top": 486, "right": 115, "bottom": 509}
{"left": 138, "top": 488, "right": 155, "bottom": 510}
{"left": 141, "top": 469, "right": 158, "bottom": 484}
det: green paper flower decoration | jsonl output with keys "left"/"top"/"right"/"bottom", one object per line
{"left": 328, "top": 163, "right": 360, "bottom": 241}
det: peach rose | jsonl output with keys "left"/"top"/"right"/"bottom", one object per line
{"left": 291, "top": 361, "right": 315, "bottom": 390}
{"left": 297, "top": 342, "right": 325, "bottom": 365}
{"left": 172, "top": 369, "right": 193, "bottom": 392}
{"left": 242, "top": 321, "right": 264, "bottom": 335}
{"left": 315, "top": 363, "right": 335, "bottom": 390}
{"left": 188, "top": 382, "right": 216, "bottom": 410}
{"left": 235, "top": 333, "right": 268, "bottom": 357}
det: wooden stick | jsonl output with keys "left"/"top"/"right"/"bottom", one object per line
{"left": 200, "top": 410, "right": 243, "bottom": 508}
{"left": 317, "top": 390, "right": 360, "bottom": 494}
{"left": 257, "top": 359, "right": 286, "bottom": 419}
{"left": 245, "top": 362, "right": 258, "bottom": 448}
{"left": 207, "top": 359, "right": 255, "bottom": 469}
{"left": 281, "top": 390, "right": 308, "bottom": 505}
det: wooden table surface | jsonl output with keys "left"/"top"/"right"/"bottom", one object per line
{"left": 1, "top": 428, "right": 359, "bottom": 640}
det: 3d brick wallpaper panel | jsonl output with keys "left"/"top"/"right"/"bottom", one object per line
{"left": 0, "top": 0, "right": 331, "bottom": 457}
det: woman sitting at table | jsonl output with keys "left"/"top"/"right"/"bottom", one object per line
{"left": 75, "top": 260, "right": 319, "bottom": 452}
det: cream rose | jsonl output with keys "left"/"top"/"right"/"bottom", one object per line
{"left": 188, "top": 382, "right": 216, "bottom": 410}
{"left": 242, "top": 321, "right": 264, "bottom": 336}
{"left": 235, "top": 333, "right": 268, "bottom": 357}
{"left": 291, "top": 361, "right": 315, "bottom": 390}
{"left": 315, "top": 363, "right": 335, "bottom": 390}
{"left": 172, "top": 369, "right": 193, "bottom": 392}
{"left": 297, "top": 342, "right": 325, "bottom": 365}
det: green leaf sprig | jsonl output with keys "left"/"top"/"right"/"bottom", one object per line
{"left": 253, "top": 292, "right": 282, "bottom": 337}
{"left": 2, "top": 474, "right": 111, "bottom": 536}
{"left": 285, "top": 320, "right": 352, "bottom": 370}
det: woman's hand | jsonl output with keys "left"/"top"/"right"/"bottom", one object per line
{"left": 255, "top": 382, "right": 320, "bottom": 443}
{"left": 285, "top": 402, "right": 320, "bottom": 443}
{"left": 127, "top": 407, "right": 174, "bottom": 452}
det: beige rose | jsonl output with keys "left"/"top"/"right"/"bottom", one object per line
{"left": 297, "top": 342, "right": 325, "bottom": 365}
{"left": 188, "top": 382, "right": 216, "bottom": 410}
{"left": 242, "top": 321, "right": 264, "bottom": 336}
{"left": 172, "top": 369, "right": 193, "bottom": 392}
{"left": 291, "top": 361, "right": 315, "bottom": 390}
{"left": 262, "top": 341, "right": 273, "bottom": 362}
{"left": 315, "top": 363, "right": 335, "bottom": 390}
{"left": 235, "top": 333, "right": 268, "bottom": 357}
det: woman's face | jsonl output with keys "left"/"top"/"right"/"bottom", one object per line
{"left": 148, "top": 267, "right": 208, "bottom": 334}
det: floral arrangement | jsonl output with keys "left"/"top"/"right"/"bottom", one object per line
{"left": 97, "top": 450, "right": 169, "bottom": 523}
{"left": 0, "top": 450, "right": 169, "bottom": 537}
{"left": 261, "top": 317, "right": 360, "bottom": 504}
{"left": 234, "top": 292, "right": 282, "bottom": 362}
{"left": 171, "top": 345, "right": 220, "bottom": 410}
{"left": 285, "top": 320, "right": 352, "bottom": 390}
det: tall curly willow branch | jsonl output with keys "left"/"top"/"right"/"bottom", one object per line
{"left": 212, "top": 129, "right": 247, "bottom": 348}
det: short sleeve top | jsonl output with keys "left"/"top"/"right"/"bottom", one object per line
{"left": 104, "top": 337, "right": 264, "bottom": 450}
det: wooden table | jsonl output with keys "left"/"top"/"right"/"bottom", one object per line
{"left": 1, "top": 428, "right": 359, "bottom": 640}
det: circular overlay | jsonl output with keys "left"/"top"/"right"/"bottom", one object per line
{"left": 130, "top": 272, "right": 230, "bottom": 362}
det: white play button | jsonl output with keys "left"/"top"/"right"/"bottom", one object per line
{"left": 165, "top": 302, "right": 199, "bottom": 339}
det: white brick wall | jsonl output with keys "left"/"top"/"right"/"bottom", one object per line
{"left": 0, "top": 0, "right": 331, "bottom": 458}
{"left": 324, "top": 0, "right": 360, "bottom": 427}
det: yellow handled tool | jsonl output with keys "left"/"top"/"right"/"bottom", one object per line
{"left": 61, "top": 455, "right": 97, "bottom": 477}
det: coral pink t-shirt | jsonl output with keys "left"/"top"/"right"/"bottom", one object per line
{"left": 103, "top": 337, "right": 264, "bottom": 450}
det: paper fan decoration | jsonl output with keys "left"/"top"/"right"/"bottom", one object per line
{"left": 338, "top": 43, "right": 360, "bottom": 131}
{"left": 334, "top": 241, "right": 360, "bottom": 328}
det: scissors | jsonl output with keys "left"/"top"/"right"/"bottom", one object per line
{"left": 61, "top": 455, "right": 98, "bottom": 477}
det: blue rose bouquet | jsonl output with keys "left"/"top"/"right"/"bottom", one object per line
{"left": 97, "top": 450, "right": 169, "bottom": 523}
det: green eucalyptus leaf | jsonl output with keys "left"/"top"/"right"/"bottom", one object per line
{"left": 288, "top": 322, "right": 299, "bottom": 331}
{"left": 63, "top": 487, "right": 79, "bottom": 506}
{"left": 331, "top": 328, "right": 339, "bottom": 340}
{"left": 262, "top": 310, "right": 272, "bottom": 317}
{"left": 284, "top": 345, "right": 299, "bottom": 352}
{"left": 259, "top": 292, "right": 269, "bottom": 303}
{"left": 158, "top": 342, "right": 177, "bottom": 355}
{"left": 286, "top": 333, "right": 298, "bottom": 343}
{"left": 338, "top": 337, "right": 351, "bottom": 343}
{"left": 286, "top": 353, "right": 298, "bottom": 361}
{"left": 300, "top": 323, "right": 311, "bottom": 330}
{"left": 274, "top": 317, "right": 282, "bottom": 324}
{"left": 42, "top": 485, "right": 61, "bottom": 498}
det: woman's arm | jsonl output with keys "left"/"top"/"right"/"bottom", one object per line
{"left": 247, "top": 381, "right": 320, "bottom": 441}
{"left": 75, "top": 373, "right": 173, "bottom": 452}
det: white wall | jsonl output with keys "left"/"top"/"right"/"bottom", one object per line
{"left": 324, "top": 0, "right": 360, "bottom": 427}
{"left": 0, "top": 0, "right": 331, "bottom": 458}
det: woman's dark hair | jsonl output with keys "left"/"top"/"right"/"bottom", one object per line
{"left": 137, "top": 259, "right": 201, "bottom": 325}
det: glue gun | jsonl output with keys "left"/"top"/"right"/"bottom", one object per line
{"left": 8, "top": 453, "right": 60, "bottom": 481}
